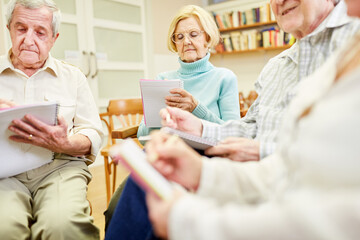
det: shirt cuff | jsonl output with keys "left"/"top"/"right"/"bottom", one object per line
{"left": 202, "top": 120, "right": 221, "bottom": 140}
{"left": 77, "top": 128, "right": 103, "bottom": 161}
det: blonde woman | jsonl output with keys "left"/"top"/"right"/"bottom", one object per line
{"left": 105, "top": 5, "right": 240, "bottom": 238}
{"left": 137, "top": 5, "right": 240, "bottom": 138}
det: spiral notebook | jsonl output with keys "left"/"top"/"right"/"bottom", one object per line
{"left": 161, "top": 127, "right": 218, "bottom": 150}
{"left": 140, "top": 79, "right": 183, "bottom": 128}
{"left": 139, "top": 127, "right": 218, "bottom": 150}
{"left": 0, "top": 102, "right": 59, "bottom": 178}
{"left": 109, "top": 139, "right": 174, "bottom": 200}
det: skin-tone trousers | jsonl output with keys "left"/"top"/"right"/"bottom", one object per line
{"left": 0, "top": 158, "right": 99, "bottom": 240}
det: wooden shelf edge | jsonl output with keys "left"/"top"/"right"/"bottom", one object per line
{"left": 211, "top": 44, "right": 293, "bottom": 55}
{"left": 219, "top": 21, "right": 278, "bottom": 32}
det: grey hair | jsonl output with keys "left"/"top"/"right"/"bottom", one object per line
{"left": 5, "top": 0, "right": 61, "bottom": 37}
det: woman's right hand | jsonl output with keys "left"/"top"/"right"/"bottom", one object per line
{"left": 160, "top": 106, "right": 203, "bottom": 137}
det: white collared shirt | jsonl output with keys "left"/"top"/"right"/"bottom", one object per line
{"left": 201, "top": 1, "right": 360, "bottom": 158}
{"left": 0, "top": 52, "right": 103, "bottom": 161}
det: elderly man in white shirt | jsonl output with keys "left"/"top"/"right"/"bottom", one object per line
{"left": 0, "top": 1, "right": 102, "bottom": 239}
{"left": 162, "top": 0, "right": 360, "bottom": 161}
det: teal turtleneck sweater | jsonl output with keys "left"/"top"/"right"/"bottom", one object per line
{"left": 137, "top": 53, "right": 240, "bottom": 138}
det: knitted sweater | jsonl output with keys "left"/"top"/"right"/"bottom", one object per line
{"left": 137, "top": 53, "right": 240, "bottom": 137}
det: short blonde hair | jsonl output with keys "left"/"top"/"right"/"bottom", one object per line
{"left": 167, "top": 5, "right": 220, "bottom": 53}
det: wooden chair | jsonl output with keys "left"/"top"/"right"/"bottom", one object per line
{"left": 99, "top": 98, "right": 143, "bottom": 205}
{"left": 239, "top": 92, "right": 247, "bottom": 118}
{"left": 246, "top": 90, "right": 258, "bottom": 107}
{"left": 239, "top": 91, "right": 258, "bottom": 118}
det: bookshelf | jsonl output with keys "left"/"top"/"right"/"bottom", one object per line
{"left": 204, "top": 0, "right": 293, "bottom": 95}
{"left": 219, "top": 20, "right": 278, "bottom": 32}
{"left": 216, "top": 45, "right": 291, "bottom": 55}
{"left": 209, "top": 2, "right": 294, "bottom": 55}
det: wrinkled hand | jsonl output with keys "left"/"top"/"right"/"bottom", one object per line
{"left": 146, "top": 190, "right": 184, "bottom": 239}
{"left": 160, "top": 107, "right": 202, "bottom": 137}
{"left": 205, "top": 137, "right": 260, "bottom": 162}
{"left": 165, "top": 88, "right": 198, "bottom": 112}
{"left": 8, "top": 114, "right": 90, "bottom": 156}
{"left": 0, "top": 99, "right": 16, "bottom": 108}
{"left": 146, "top": 131, "right": 202, "bottom": 191}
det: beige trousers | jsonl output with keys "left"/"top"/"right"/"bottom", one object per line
{"left": 0, "top": 159, "right": 99, "bottom": 240}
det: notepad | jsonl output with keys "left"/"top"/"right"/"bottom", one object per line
{"left": 140, "top": 79, "right": 183, "bottom": 128}
{"left": 0, "top": 102, "right": 58, "bottom": 178}
{"left": 139, "top": 127, "right": 218, "bottom": 151}
{"left": 109, "top": 139, "right": 173, "bottom": 200}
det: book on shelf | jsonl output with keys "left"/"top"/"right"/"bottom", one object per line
{"left": 109, "top": 139, "right": 174, "bottom": 200}
{"left": 140, "top": 79, "right": 183, "bottom": 128}
{"left": 230, "top": 31, "right": 241, "bottom": 51}
{"left": 211, "top": 3, "right": 274, "bottom": 30}
{"left": 0, "top": 102, "right": 59, "bottom": 178}
{"left": 222, "top": 34, "right": 233, "bottom": 52}
{"left": 215, "top": 26, "right": 293, "bottom": 53}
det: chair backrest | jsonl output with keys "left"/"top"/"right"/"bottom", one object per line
{"left": 239, "top": 92, "right": 246, "bottom": 117}
{"left": 100, "top": 98, "right": 143, "bottom": 145}
{"left": 239, "top": 91, "right": 258, "bottom": 118}
{"left": 246, "top": 90, "right": 258, "bottom": 107}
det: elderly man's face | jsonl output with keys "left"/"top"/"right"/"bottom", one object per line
{"left": 270, "top": 0, "right": 335, "bottom": 38}
{"left": 8, "top": 5, "right": 58, "bottom": 69}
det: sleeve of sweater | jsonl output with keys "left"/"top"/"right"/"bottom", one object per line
{"left": 137, "top": 118, "right": 150, "bottom": 138}
{"left": 192, "top": 69, "right": 240, "bottom": 124}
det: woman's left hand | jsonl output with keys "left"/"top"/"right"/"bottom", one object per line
{"left": 165, "top": 88, "right": 198, "bottom": 112}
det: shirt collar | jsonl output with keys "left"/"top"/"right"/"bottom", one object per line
{"left": 0, "top": 49, "right": 58, "bottom": 76}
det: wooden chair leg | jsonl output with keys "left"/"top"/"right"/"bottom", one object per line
{"left": 104, "top": 156, "right": 111, "bottom": 205}
{"left": 112, "top": 162, "right": 117, "bottom": 194}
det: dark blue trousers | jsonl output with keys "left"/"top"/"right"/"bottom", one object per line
{"left": 105, "top": 177, "right": 159, "bottom": 240}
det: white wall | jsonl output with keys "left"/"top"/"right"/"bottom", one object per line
{"left": 210, "top": 50, "right": 283, "bottom": 95}
{"left": 0, "top": 3, "right": 5, "bottom": 55}
{"left": 146, "top": 0, "right": 203, "bottom": 78}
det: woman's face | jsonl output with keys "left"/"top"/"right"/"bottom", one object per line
{"left": 173, "top": 17, "right": 208, "bottom": 63}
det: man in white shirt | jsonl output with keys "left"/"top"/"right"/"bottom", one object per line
{"left": 0, "top": 1, "right": 103, "bottom": 239}
{"left": 162, "top": 0, "right": 360, "bottom": 162}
